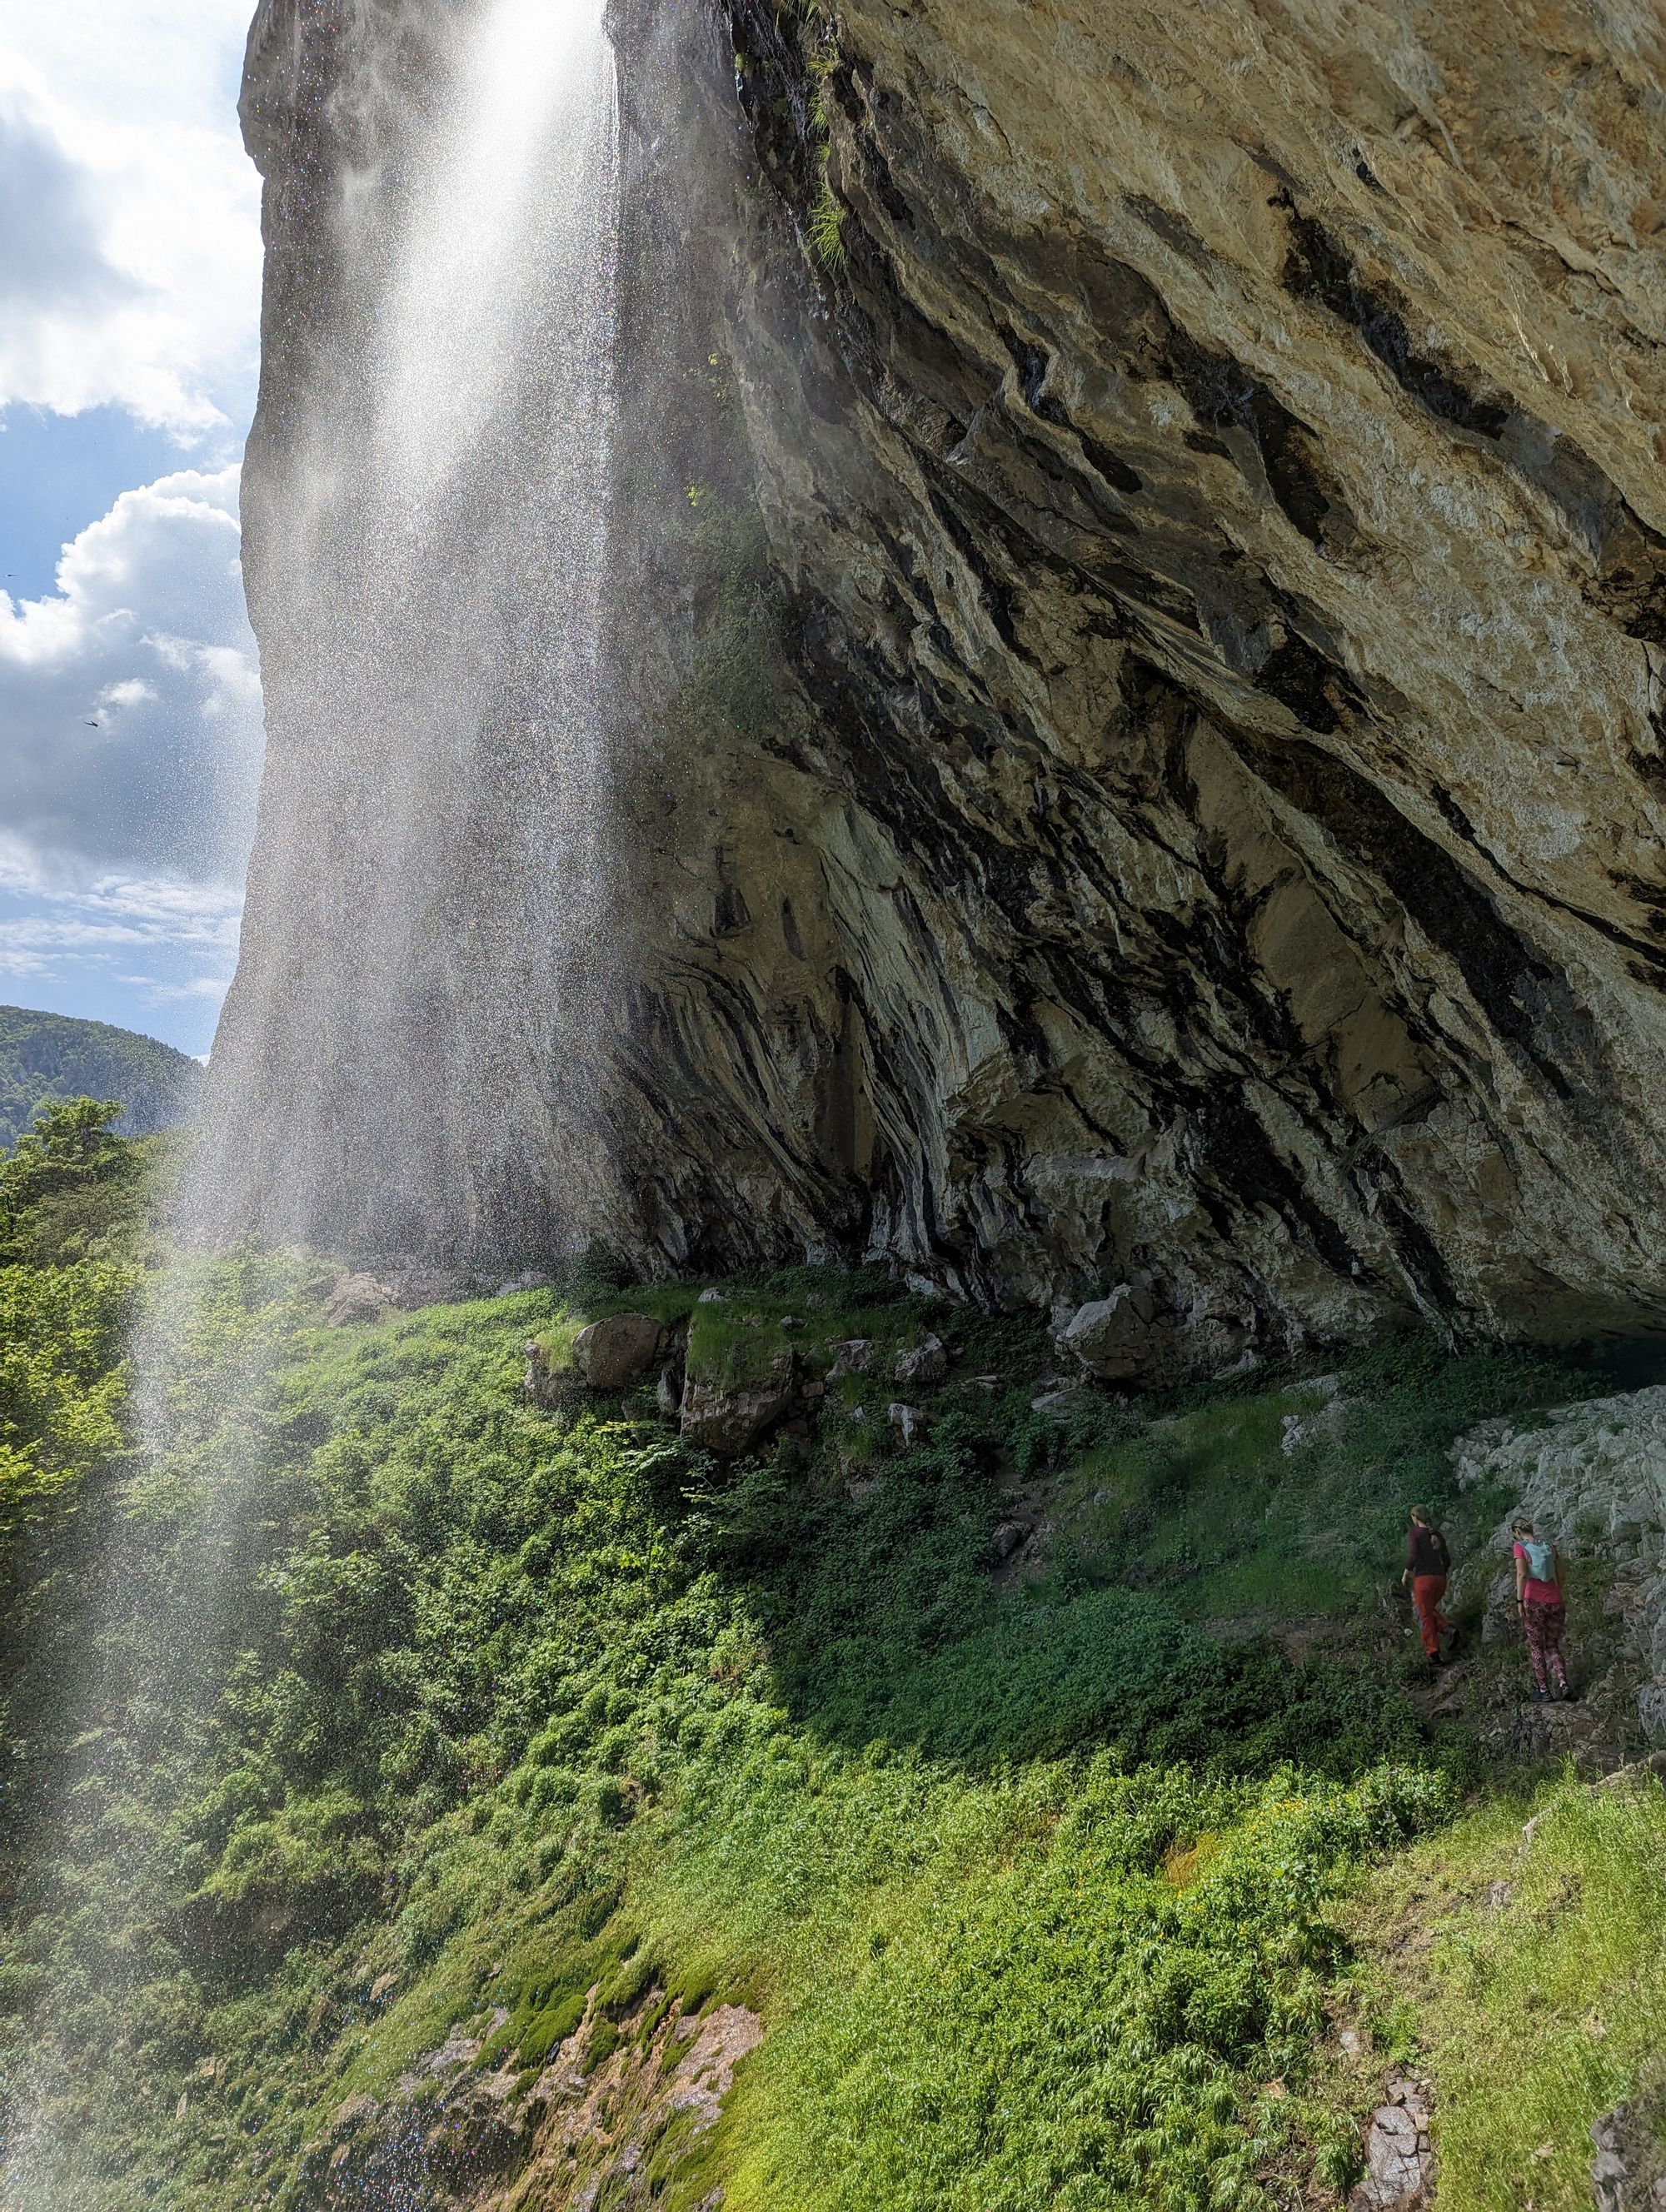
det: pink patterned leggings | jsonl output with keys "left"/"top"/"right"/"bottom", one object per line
{"left": 1524, "top": 1599, "right": 1568, "bottom": 1695}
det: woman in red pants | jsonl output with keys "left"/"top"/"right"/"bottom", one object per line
{"left": 1512, "top": 1517, "right": 1571, "bottom": 1701}
{"left": 1402, "top": 1506, "right": 1453, "bottom": 1662}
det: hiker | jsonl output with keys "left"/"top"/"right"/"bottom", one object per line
{"left": 1402, "top": 1506, "right": 1453, "bottom": 1663}
{"left": 1512, "top": 1517, "right": 1572, "bottom": 1701}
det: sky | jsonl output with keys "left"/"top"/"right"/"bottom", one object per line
{"left": 0, "top": 1, "right": 266, "bottom": 1056}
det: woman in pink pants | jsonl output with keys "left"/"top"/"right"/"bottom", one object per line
{"left": 1512, "top": 1518, "right": 1571, "bottom": 1701}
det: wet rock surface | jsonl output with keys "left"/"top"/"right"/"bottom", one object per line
{"left": 1060, "top": 1286, "right": 1254, "bottom": 1388}
{"left": 696, "top": 0, "right": 1666, "bottom": 1342}
{"left": 324, "top": 1264, "right": 479, "bottom": 1327}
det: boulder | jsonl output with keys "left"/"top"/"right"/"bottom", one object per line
{"left": 326, "top": 1273, "right": 396, "bottom": 1327}
{"left": 990, "top": 1520, "right": 1030, "bottom": 1563}
{"left": 829, "top": 1339, "right": 871, "bottom": 1378}
{"left": 893, "top": 1335, "right": 947, "bottom": 1387}
{"left": 1059, "top": 1286, "right": 1253, "bottom": 1389}
{"left": 888, "top": 1402, "right": 928, "bottom": 1446}
{"left": 326, "top": 1265, "right": 481, "bottom": 1325}
{"left": 1348, "top": 2078, "right": 1435, "bottom": 2212}
{"left": 1592, "top": 2065, "right": 1666, "bottom": 2212}
{"left": 571, "top": 1312, "right": 669, "bottom": 1390}
{"left": 1030, "top": 1379, "right": 1080, "bottom": 1413}
{"left": 680, "top": 1353, "right": 796, "bottom": 1456}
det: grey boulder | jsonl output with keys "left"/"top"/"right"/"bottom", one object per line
{"left": 1059, "top": 1285, "right": 1253, "bottom": 1389}
{"left": 893, "top": 1335, "right": 947, "bottom": 1387}
{"left": 1348, "top": 2078, "right": 1434, "bottom": 2212}
{"left": 571, "top": 1312, "right": 669, "bottom": 1390}
{"left": 681, "top": 1353, "right": 796, "bottom": 1457}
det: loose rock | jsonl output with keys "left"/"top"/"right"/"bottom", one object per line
{"left": 888, "top": 1402, "right": 927, "bottom": 1446}
{"left": 681, "top": 1353, "right": 796, "bottom": 1456}
{"left": 1060, "top": 1286, "right": 1254, "bottom": 1389}
{"left": 571, "top": 1312, "right": 668, "bottom": 1390}
{"left": 893, "top": 1334, "right": 947, "bottom": 1386}
{"left": 1348, "top": 2076, "right": 1435, "bottom": 2212}
{"left": 325, "top": 1273, "right": 396, "bottom": 1328}
{"left": 990, "top": 1520, "right": 1030, "bottom": 1562}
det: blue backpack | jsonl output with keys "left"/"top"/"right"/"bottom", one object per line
{"left": 1519, "top": 1537, "right": 1555, "bottom": 1584}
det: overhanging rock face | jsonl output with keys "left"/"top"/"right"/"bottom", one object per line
{"left": 222, "top": 0, "right": 1666, "bottom": 1354}
{"left": 698, "top": 0, "right": 1666, "bottom": 1343}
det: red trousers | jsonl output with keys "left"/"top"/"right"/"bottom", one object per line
{"left": 1411, "top": 1574, "right": 1450, "bottom": 1657}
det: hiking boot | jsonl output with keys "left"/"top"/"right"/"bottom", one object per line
{"left": 1530, "top": 1687, "right": 1549, "bottom": 1703}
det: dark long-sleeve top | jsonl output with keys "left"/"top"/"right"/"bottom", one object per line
{"left": 1406, "top": 1524, "right": 1449, "bottom": 1577}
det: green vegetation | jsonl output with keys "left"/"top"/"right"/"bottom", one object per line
{"left": 0, "top": 1258, "right": 132, "bottom": 1549}
{"left": 1022, "top": 1332, "right": 1601, "bottom": 1629}
{"left": 0, "top": 1207, "right": 1659, "bottom": 2209}
{"left": 667, "top": 494, "right": 791, "bottom": 758}
{"left": 1339, "top": 1772, "right": 1666, "bottom": 2212}
{"left": 0, "top": 1100, "right": 173, "bottom": 1562}
{"left": 807, "top": 174, "right": 845, "bottom": 270}
{"left": 805, "top": 17, "right": 845, "bottom": 271}
{"left": 0, "top": 1004, "right": 202, "bottom": 1151}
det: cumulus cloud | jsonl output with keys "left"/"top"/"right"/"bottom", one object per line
{"left": 0, "top": 79, "right": 133, "bottom": 318}
{"left": 0, "top": 4, "right": 264, "bottom": 1044}
{"left": 0, "top": 466, "right": 264, "bottom": 886}
{"left": 0, "top": 21, "right": 261, "bottom": 432}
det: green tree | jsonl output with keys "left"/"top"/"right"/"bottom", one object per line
{"left": 0, "top": 1097, "right": 167, "bottom": 1268}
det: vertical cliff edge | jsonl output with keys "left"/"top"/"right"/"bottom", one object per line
{"left": 221, "top": 0, "right": 1666, "bottom": 1368}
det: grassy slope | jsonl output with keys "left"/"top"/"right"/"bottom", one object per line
{"left": 1338, "top": 1778, "right": 1666, "bottom": 2212}
{"left": 1, "top": 1252, "right": 1662, "bottom": 2210}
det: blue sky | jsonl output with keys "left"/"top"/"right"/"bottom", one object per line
{"left": 0, "top": 2, "right": 264, "bottom": 1055}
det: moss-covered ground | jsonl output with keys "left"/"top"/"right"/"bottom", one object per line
{"left": 1, "top": 1132, "right": 1663, "bottom": 2208}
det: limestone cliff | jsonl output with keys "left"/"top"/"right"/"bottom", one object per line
{"left": 221, "top": 0, "right": 1666, "bottom": 1364}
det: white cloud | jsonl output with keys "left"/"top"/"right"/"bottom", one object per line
{"left": 0, "top": 466, "right": 264, "bottom": 886}
{"left": 0, "top": 867, "right": 242, "bottom": 1010}
{"left": 0, "top": 10, "right": 261, "bottom": 433}
{"left": 0, "top": 76, "right": 133, "bottom": 316}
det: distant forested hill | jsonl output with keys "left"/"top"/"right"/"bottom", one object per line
{"left": 0, "top": 1005, "right": 203, "bottom": 1150}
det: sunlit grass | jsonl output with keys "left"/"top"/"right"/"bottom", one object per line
{"left": 1341, "top": 1775, "right": 1666, "bottom": 2212}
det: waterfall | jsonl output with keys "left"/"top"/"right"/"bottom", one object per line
{"left": 0, "top": 5, "right": 621, "bottom": 2198}
{"left": 195, "top": 0, "right": 621, "bottom": 1262}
